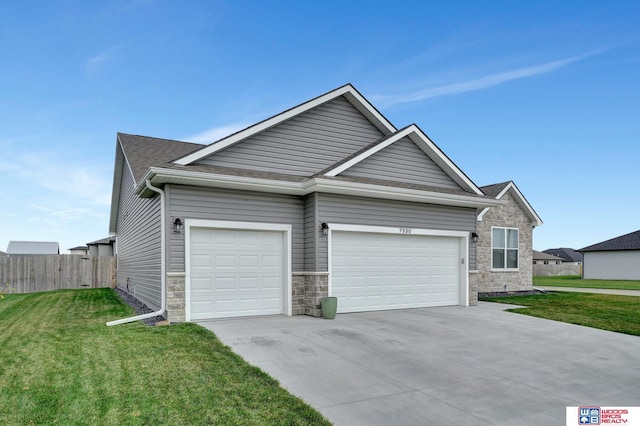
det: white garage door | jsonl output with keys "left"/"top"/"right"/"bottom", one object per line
{"left": 189, "top": 227, "right": 285, "bottom": 320}
{"left": 331, "top": 231, "right": 461, "bottom": 313}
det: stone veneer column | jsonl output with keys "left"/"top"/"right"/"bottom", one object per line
{"left": 166, "top": 272, "right": 185, "bottom": 323}
{"left": 468, "top": 271, "right": 479, "bottom": 305}
{"left": 301, "top": 273, "right": 329, "bottom": 317}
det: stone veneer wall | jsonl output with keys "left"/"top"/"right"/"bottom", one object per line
{"left": 468, "top": 272, "right": 479, "bottom": 305}
{"left": 474, "top": 189, "right": 535, "bottom": 293}
{"left": 302, "top": 273, "right": 329, "bottom": 317}
{"left": 166, "top": 272, "right": 186, "bottom": 322}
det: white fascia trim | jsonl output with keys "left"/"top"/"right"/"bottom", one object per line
{"left": 184, "top": 219, "right": 292, "bottom": 321}
{"left": 310, "top": 178, "right": 503, "bottom": 208}
{"left": 137, "top": 167, "right": 304, "bottom": 195}
{"left": 323, "top": 124, "right": 483, "bottom": 196}
{"left": 173, "top": 84, "right": 396, "bottom": 166}
{"left": 477, "top": 182, "right": 543, "bottom": 226}
{"left": 140, "top": 167, "right": 502, "bottom": 208}
{"left": 324, "top": 127, "right": 413, "bottom": 177}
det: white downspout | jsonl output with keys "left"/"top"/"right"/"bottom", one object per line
{"left": 106, "top": 179, "right": 167, "bottom": 326}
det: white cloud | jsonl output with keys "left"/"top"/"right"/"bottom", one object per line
{"left": 1, "top": 153, "right": 111, "bottom": 207}
{"left": 85, "top": 46, "right": 120, "bottom": 74}
{"left": 182, "top": 122, "right": 251, "bottom": 144}
{"left": 374, "top": 50, "right": 605, "bottom": 106}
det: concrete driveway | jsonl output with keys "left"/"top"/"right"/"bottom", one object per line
{"left": 198, "top": 302, "right": 640, "bottom": 426}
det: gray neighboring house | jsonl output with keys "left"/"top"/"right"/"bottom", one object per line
{"left": 0, "top": 250, "right": 7, "bottom": 257}
{"left": 533, "top": 250, "right": 563, "bottom": 265}
{"left": 580, "top": 230, "right": 640, "bottom": 280}
{"left": 473, "top": 181, "right": 543, "bottom": 294}
{"left": 543, "top": 247, "right": 583, "bottom": 265}
{"left": 109, "top": 84, "right": 510, "bottom": 322}
{"left": 69, "top": 246, "right": 89, "bottom": 255}
{"left": 87, "top": 237, "right": 115, "bottom": 257}
{"left": 6, "top": 241, "right": 60, "bottom": 256}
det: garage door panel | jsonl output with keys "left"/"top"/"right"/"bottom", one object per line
{"left": 332, "top": 231, "right": 461, "bottom": 313}
{"left": 189, "top": 227, "right": 285, "bottom": 320}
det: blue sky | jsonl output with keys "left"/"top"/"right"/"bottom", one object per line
{"left": 1, "top": 1, "right": 639, "bottom": 253}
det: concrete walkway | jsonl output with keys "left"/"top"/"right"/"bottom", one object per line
{"left": 198, "top": 303, "right": 640, "bottom": 426}
{"left": 537, "top": 286, "right": 640, "bottom": 296}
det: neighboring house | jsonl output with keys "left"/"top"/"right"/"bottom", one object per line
{"left": 543, "top": 247, "right": 582, "bottom": 265}
{"left": 580, "top": 230, "right": 640, "bottom": 280}
{"left": 69, "top": 246, "right": 89, "bottom": 255}
{"left": 0, "top": 250, "right": 7, "bottom": 257}
{"left": 110, "top": 83, "right": 511, "bottom": 323}
{"left": 6, "top": 241, "right": 60, "bottom": 256}
{"left": 533, "top": 250, "right": 563, "bottom": 265}
{"left": 473, "top": 181, "right": 543, "bottom": 294}
{"left": 87, "top": 237, "right": 115, "bottom": 257}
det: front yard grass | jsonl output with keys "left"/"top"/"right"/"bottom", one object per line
{"left": 0, "top": 289, "right": 330, "bottom": 426}
{"left": 534, "top": 275, "right": 640, "bottom": 290}
{"left": 482, "top": 292, "right": 640, "bottom": 336}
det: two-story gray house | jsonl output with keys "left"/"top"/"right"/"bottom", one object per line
{"left": 108, "top": 84, "right": 529, "bottom": 323}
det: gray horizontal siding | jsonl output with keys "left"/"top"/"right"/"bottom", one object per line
{"left": 341, "top": 137, "right": 462, "bottom": 190}
{"left": 115, "top": 165, "right": 162, "bottom": 311}
{"left": 304, "top": 193, "right": 318, "bottom": 271}
{"left": 166, "top": 185, "right": 304, "bottom": 272}
{"left": 196, "top": 96, "right": 384, "bottom": 176}
{"left": 317, "top": 193, "right": 477, "bottom": 271}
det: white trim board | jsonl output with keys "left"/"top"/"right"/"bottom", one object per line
{"left": 184, "top": 219, "right": 293, "bottom": 321}
{"left": 326, "top": 223, "right": 469, "bottom": 307}
{"left": 173, "top": 84, "right": 396, "bottom": 166}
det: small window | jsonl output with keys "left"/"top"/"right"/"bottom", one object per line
{"left": 492, "top": 227, "right": 519, "bottom": 270}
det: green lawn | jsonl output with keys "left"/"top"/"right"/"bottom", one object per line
{"left": 533, "top": 275, "right": 640, "bottom": 290}
{"left": 0, "top": 289, "right": 330, "bottom": 426}
{"left": 481, "top": 292, "right": 640, "bottom": 336}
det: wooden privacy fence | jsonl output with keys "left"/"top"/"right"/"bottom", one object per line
{"left": 0, "top": 255, "right": 116, "bottom": 293}
{"left": 533, "top": 263, "right": 582, "bottom": 277}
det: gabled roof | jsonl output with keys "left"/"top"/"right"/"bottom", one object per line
{"left": 533, "top": 250, "right": 565, "bottom": 261}
{"left": 87, "top": 236, "right": 116, "bottom": 246}
{"left": 543, "top": 248, "right": 583, "bottom": 262}
{"left": 579, "top": 230, "right": 640, "bottom": 252}
{"left": 319, "top": 124, "right": 483, "bottom": 195}
{"left": 110, "top": 84, "right": 505, "bottom": 234}
{"left": 477, "top": 181, "right": 543, "bottom": 226}
{"left": 109, "top": 134, "right": 204, "bottom": 233}
{"left": 7, "top": 241, "right": 60, "bottom": 255}
{"left": 172, "top": 84, "right": 396, "bottom": 165}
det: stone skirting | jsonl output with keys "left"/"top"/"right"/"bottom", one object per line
{"left": 468, "top": 270, "right": 479, "bottom": 306}
{"left": 296, "top": 272, "right": 329, "bottom": 317}
{"left": 166, "top": 272, "right": 185, "bottom": 323}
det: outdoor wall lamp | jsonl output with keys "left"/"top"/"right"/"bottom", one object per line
{"left": 173, "top": 218, "right": 184, "bottom": 233}
{"left": 471, "top": 232, "right": 479, "bottom": 244}
{"left": 321, "top": 222, "right": 329, "bottom": 236}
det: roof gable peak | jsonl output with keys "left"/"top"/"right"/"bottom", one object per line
{"left": 172, "top": 84, "right": 397, "bottom": 166}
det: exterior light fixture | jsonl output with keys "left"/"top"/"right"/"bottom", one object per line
{"left": 321, "top": 222, "right": 329, "bottom": 236}
{"left": 471, "top": 232, "right": 479, "bottom": 244}
{"left": 173, "top": 218, "right": 183, "bottom": 233}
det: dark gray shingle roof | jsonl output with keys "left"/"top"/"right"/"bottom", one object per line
{"left": 580, "top": 230, "right": 640, "bottom": 252}
{"left": 533, "top": 250, "right": 565, "bottom": 261}
{"left": 480, "top": 181, "right": 511, "bottom": 198}
{"left": 118, "top": 133, "right": 204, "bottom": 182}
{"left": 543, "top": 248, "right": 583, "bottom": 262}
